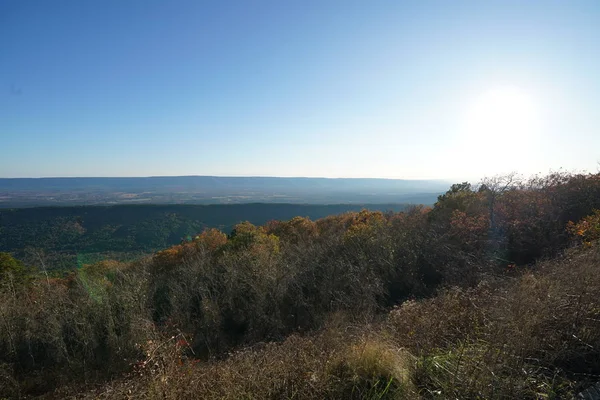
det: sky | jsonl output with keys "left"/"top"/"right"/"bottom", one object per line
{"left": 1, "top": 0, "right": 599, "bottom": 180}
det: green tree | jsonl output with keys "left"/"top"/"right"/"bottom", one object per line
{"left": 0, "top": 252, "right": 27, "bottom": 284}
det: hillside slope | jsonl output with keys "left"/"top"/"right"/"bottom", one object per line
{"left": 59, "top": 243, "right": 600, "bottom": 399}
{"left": 1, "top": 172, "right": 599, "bottom": 399}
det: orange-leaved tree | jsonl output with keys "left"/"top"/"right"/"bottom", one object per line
{"left": 567, "top": 209, "right": 600, "bottom": 246}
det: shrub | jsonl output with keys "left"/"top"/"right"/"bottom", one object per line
{"left": 568, "top": 209, "right": 600, "bottom": 246}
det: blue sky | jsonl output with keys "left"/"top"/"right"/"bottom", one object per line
{"left": 1, "top": 0, "right": 599, "bottom": 180}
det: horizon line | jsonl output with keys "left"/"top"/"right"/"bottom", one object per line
{"left": 0, "top": 174, "right": 454, "bottom": 181}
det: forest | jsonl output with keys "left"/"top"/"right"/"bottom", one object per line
{"left": 1, "top": 171, "right": 600, "bottom": 399}
{"left": 0, "top": 203, "right": 410, "bottom": 270}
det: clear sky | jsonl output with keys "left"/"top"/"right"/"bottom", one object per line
{"left": 1, "top": 0, "right": 599, "bottom": 180}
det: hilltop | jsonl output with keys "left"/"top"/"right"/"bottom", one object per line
{"left": 1, "top": 171, "right": 599, "bottom": 399}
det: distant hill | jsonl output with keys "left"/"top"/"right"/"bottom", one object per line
{"left": 0, "top": 176, "right": 448, "bottom": 207}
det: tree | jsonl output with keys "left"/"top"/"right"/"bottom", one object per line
{"left": 0, "top": 252, "right": 26, "bottom": 282}
{"left": 0, "top": 252, "right": 31, "bottom": 295}
{"left": 478, "top": 173, "right": 519, "bottom": 233}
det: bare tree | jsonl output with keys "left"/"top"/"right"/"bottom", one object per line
{"left": 478, "top": 172, "right": 520, "bottom": 233}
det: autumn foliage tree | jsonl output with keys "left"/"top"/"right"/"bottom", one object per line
{"left": 568, "top": 209, "right": 600, "bottom": 246}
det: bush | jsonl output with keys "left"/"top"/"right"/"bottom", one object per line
{"left": 390, "top": 245, "right": 600, "bottom": 398}
{"left": 0, "top": 260, "right": 150, "bottom": 394}
{"left": 568, "top": 209, "right": 600, "bottom": 246}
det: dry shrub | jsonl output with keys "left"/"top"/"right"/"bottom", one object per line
{"left": 387, "top": 280, "right": 497, "bottom": 353}
{"left": 389, "top": 244, "right": 600, "bottom": 399}
{"left": 75, "top": 318, "right": 415, "bottom": 400}
{"left": 325, "top": 335, "right": 415, "bottom": 399}
{"left": 38, "top": 243, "right": 600, "bottom": 400}
{"left": 0, "top": 260, "right": 151, "bottom": 397}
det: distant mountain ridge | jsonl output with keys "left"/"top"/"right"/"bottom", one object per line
{"left": 0, "top": 176, "right": 449, "bottom": 207}
{"left": 0, "top": 176, "right": 449, "bottom": 191}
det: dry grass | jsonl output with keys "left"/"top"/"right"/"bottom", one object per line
{"left": 388, "top": 243, "right": 600, "bottom": 399}
{"left": 56, "top": 320, "right": 414, "bottom": 400}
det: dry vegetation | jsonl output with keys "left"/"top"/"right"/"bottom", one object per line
{"left": 1, "top": 172, "right": 600, "bottom": 399}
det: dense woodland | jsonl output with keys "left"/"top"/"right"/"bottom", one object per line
{"left": 0, "top": 203, "right": 410, "bottom": 270}
{"left": 1, "top": 171, "right": 600, "bottom": 399}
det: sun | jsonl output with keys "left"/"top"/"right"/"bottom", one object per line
{"left": 460, "top": 85, "right": 542, "bottom": 174}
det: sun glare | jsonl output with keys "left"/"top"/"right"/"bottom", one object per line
{"left": 460, "top": 85, "right": 542, "bottom": 175}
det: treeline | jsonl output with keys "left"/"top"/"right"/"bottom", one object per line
{"left": 1, "top": 171, "right": 599, "bottom": 397}
{"left": 0, "top": 203, "right": 410, "bottom": 270}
